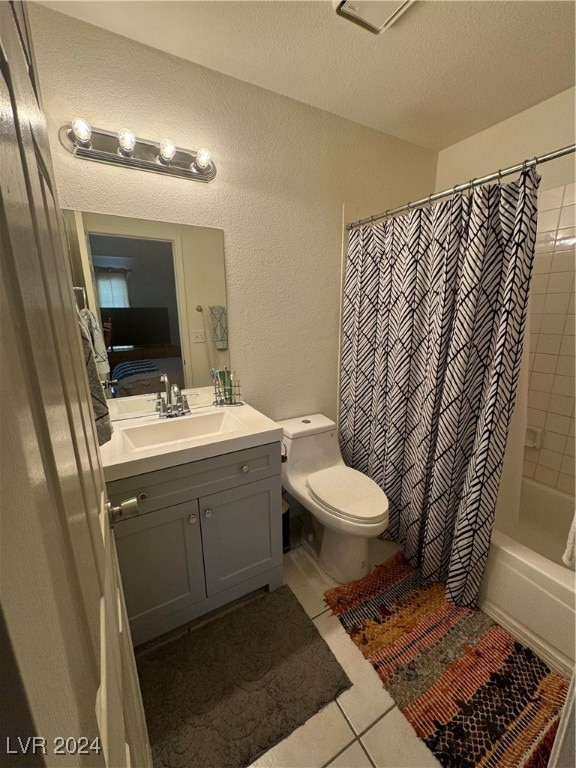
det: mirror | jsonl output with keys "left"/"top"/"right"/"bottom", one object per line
{"left": 64, "top": 211, "right": 229, "bottom": 416}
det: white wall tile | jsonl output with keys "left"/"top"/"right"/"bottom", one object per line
{"left": 540, "top": 314, "right": 565, "bottom": 334}
{"left": 557, "top": 473, "right": 575, "bottom": 495}
{"left": 530, "top": 274, "right": 549, "bottom": 295}
{"left": 547, "top": 271, "right": 574, "bottom": 294}
{"left": 534, "top": 465, "right": 559, "bottom": 487}
{"left": 560, "top": 336, "right": 575, "bottom": 355}
{"left": 535, "top": 335, "right": 562, "bottom": 355}
{"left": 552, "top": 375, "right": 575, "bottom": 397}
{"left": 545, "top": 412, "right": 571, "bottom": 435}
{"left": 551, "top": 250, "right": 575, "bottom": 270}
{"left": 559, "top": 205, "right": 576, "bottom": 229}
{"left": 548, "top": 394, "right": 574, "bottom": 416}
{"left": 554, "top": 233, "right": 576, "bottom": 253}
{"left": 570, "top": 418, "right": 575, "bottom": 438}
{"left": 539, "top": 186, "right": 565, "bottom": 211}
{"left": 542, "top": 431, "right": 567, "bottom": 453}
{"left": 565, "top": 438, "right": 575, "bottom": 458}
{"left": 564, "top": 183, "right": 576, "bottom": 207}
{"left": 527, "top": 408, "right": 547, "bottom": 427}
{"left": 533, "top": 353, "right": 557, "bottom": 373}
{"left": 524, "top": 445, "right": 540, "bottom": 463}
{"left": 538, "top": 449, "right": 563, "bottom": 471}
{"left": 531, "top": 313, "right": 542, "bottom": 333}
{"left": 537, "top": 208, "right": 561, "bottom": 233}
{"left": 535, "top": 232, "right": 556, "bottom": 253}
{"left": 530, "top": 372, "right": 555, "bottom": 392}
{"left": 544, "top": 294, "right": 571, "bottom": 315}
{"left": 560, "top": 454, "right": 575, "bottom": 477}
{"left": 532, "top": 253, "right": 552, "bottom": 274}
{"left": 555, "top": 356, "right": 575, "bottom": 377}
{"left": 528, "top": 389, "right": 551, "bottom": 411}
{"left": 531, "top": 294, "right": 545, "bottom": 313}
{"left": 563, "top": 315, "right": 575, "bottom": 335}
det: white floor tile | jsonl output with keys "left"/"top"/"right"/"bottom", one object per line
{"left": 326, "top": 741, "right": 374, "bottom": 768}
{"left": 361, "top": 709, "right": 442, "bottom": 768}
{"left": 249, "top": 702, "right": 355, "bottom": 768}
{"left": 283, "top": 547, "right": 337, "bottom": 618}
{"left": 314, "top": 611, "right": 395, "bottom": 735}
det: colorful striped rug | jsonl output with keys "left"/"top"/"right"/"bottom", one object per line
{"left": 324, "top": 553, "right": 569, "bottom": 768}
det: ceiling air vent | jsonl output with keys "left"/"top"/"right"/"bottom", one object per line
{"left": 335, "top": 1, "right": 415, "bottom": 34}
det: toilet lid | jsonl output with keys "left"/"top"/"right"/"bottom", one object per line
{"left": 306, "top": 466, "right": 388, "bottom": 523}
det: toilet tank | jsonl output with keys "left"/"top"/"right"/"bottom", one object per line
{"left": 278, "top": 414, "right": 344, "bottom": 474}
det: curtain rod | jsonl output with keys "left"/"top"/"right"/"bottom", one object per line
{"left": 347, "top": 143, "right": 576, "bottom": 231}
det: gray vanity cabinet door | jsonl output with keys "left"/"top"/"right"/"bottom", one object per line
{"left": 114, "top": 500, "right": 206, "bottom": 633}
{"left": 200, "top": 476, "right": 282, "bottom": 596}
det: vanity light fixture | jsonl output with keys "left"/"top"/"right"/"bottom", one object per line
{"left": 70, "top": 117, "right": 92, "bottom": 147}
{"left": 117, "top": 128, "right": 136, "bottom": 157}
{"left": 59, "top": 119, "right": 217, "bottom": 182}
{"left": 192, "top": 148, "right": 212, "bottom": 171}
{"left": 158, "top": 139, "right": 176, "bottom": 164}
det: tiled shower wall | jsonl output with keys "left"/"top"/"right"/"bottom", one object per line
{"left": 523, "top": 182, "right": 575, "bottom": 495}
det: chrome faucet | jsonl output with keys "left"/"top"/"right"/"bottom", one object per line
{"left": 157, "top": 374, "right": 190, "bottom": 418}
{"left": 160, "top": 373, "right": 171, "bottom": 404}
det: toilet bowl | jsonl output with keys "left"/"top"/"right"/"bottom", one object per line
{"left": 278, "top": 414, "right": 389, "bottom": 583}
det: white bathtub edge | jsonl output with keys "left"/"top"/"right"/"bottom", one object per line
{"left": 479, "top": 530, "right": 575, "bottom": 676}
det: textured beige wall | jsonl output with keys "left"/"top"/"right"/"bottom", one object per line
{"left": 28, "top": 4, "right": 437, "bottom": 422}
{"left": 435, "top": 88, "right": 575, "bottom": 193}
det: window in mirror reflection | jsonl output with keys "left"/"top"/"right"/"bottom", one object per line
{"left": 95, "top": 266, "right": 130, "bottom": 308}
{"left": 88, "top": 234, "right": 185, "bottom": 397}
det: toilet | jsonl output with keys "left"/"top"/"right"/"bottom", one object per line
{"left": 278, "top": 414, "right": 389, "bottom": 583}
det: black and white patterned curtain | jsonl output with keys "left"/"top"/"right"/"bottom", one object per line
{"left": 340, "top": 169, "right": 539, "bottom": 606}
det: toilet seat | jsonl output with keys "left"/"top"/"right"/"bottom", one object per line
{"left": 306, "top": 466, "right": 388, "bottom": 524}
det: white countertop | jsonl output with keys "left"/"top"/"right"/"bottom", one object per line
{"left": 100, "top": 394, "right": 282, "bottom": 482}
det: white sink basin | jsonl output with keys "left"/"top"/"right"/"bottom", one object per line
{"left": 100, "top": 399, "right": 283, "bottom": 482}
{"left": 122, "top": 410, "right": 244, "bottom": 450}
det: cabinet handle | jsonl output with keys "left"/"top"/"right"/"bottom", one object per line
{"left": 137, "top": 492, "right": 147, "bottom": 502}
{"left": 241, "top": 464, "right": 250, "bottom": 474}
{"left": 204, "top": 509, "right": 214, "bottom": 519}
{"left": 188, "top": 514, "right": 198, "bottom": 524}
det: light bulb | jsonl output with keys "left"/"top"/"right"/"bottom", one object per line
{"left": 158, "top": 139, "right": 176, "bottom": 164}
{"left": 193, "top": 148, "right": 212, "bottom": 170}
{"left": 71, "top": 117, "right": 92, "bottom": 145}
{"left": 117, "top": 128, "right": 136, "bottom": 156}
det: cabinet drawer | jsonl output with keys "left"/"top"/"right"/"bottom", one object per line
{"left": 107, "top": 442, "right": 281, "bottom": 515}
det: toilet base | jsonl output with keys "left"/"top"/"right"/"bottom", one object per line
{"left": 319, "top": 526, "right": 370, "bottom": 584}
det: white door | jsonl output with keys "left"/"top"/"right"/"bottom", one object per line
{"left": 0, "top": 4, "right": 151, "bottom": 766}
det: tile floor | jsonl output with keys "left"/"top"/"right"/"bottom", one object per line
{"left": 249, "top": 541, "right": 442, "bottom": 768}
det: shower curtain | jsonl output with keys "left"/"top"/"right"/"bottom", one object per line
{"left": 340, "top": 169, "right": 539, "bottom": 606}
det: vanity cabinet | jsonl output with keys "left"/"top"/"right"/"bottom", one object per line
{"left": 107, "top": 443, "right": 283, "bottom": 645}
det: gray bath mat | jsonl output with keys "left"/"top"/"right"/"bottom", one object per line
{"left": 137, "top": 585, "right": 352, "bottom": 768}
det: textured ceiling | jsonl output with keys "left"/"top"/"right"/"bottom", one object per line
{"left": 36, "top": 1, "right": 575, "bottom": 150}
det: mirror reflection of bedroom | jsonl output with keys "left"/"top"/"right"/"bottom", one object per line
{"left": 90, "top": 234, "right": 184, "bottom": 397}
{"left": 63, "top": 211, "right": 230, "bottom": 400}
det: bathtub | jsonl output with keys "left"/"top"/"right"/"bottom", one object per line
{"left": 479, "top": 479, "right": 575, "bottom": 674}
